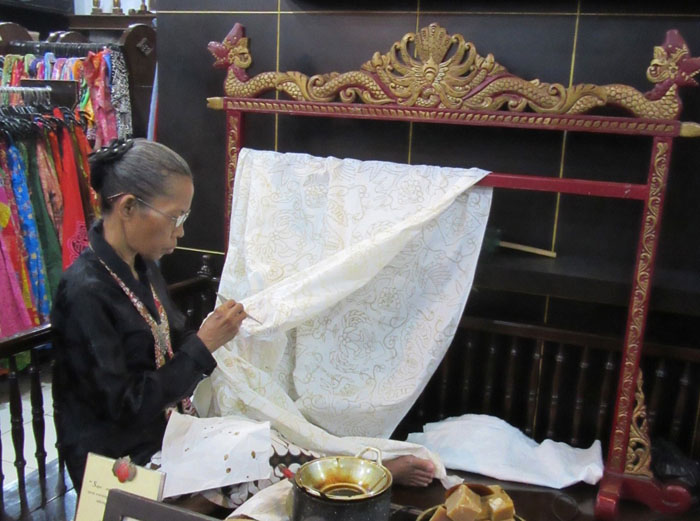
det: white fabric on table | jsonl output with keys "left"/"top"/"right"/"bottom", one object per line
{"left": 160, "top": 412, "right": 272, "bottom": 498}
{"left": 407, "top": 414, "right": 604, "bottom": 489}
{"left": 194, "top": 148, "right": 492, "bottom": 490}
{"left": 226, "top": 479, "right": 293, "bottom": 521}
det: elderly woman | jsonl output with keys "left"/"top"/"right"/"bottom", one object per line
{"left": 52, "top": 138, "right": 435, "bottom": 503}
{"left": 51, "top": 139, "right": 246, "bottom": 491}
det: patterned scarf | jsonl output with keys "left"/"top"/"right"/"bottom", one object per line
{"left": 95, "top": 253, "right": 197, "bottom": 417}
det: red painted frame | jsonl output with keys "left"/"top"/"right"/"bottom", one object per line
{"left": 216, "top": 86, "right": 693, "bottom": 521}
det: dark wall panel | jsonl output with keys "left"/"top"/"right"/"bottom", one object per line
{"left": 158, "top": 10, "right": 278, "bottom": 262}
{"left": 156, "top": 1, "right": 700, "bottom": 335}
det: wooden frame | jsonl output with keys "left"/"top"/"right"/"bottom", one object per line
{"left": 207, "top": 22, "right": 700, "bottom": 519}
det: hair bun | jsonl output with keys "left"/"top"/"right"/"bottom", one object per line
{"left": 88, "top": 139, "right": 135, "bottom": 192}
{"left": 89, "top": 138, "right": 135, "bottom": 163}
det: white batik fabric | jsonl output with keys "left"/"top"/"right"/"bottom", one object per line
{"left": 195, "top": 148, "right": 492, "bottom": 485}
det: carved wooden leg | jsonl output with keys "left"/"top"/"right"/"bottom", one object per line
{"left": 595, "top": 138, "right": 691, "bottom": 518}
{"left": 9, "top": 356, "right": 28, "bottom": 516}
{"left": 29, "top": 349, "right": 47, "bottom": 505}
{"left": 597, "top": 371, "right": 692, "bottom": 517}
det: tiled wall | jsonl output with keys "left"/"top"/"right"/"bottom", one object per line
{"left": 156, "top": 1, "right": 700, "bottom": 343}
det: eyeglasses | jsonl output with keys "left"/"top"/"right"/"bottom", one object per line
{"left": 109, "top": 193, "right": 191, "bottom": 228}
{"left": 135, "top": 197, "right": 191, "bottom": 228}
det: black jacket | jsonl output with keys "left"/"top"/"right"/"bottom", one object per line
{"left": 51, "top": 220, "right": 216, "bottom": 490}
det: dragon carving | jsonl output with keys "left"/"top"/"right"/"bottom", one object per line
{"left": 208, "top": 23, "right": 700, "bottom": 120}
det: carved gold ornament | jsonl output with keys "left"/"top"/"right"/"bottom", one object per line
{"left": 209, "top": 24, "right": 700, "bottom": 120}
{"left": 625, "top": 371, "right": 653, "bottom": 477}
{"left": 608, "top": 139, "right": 670, "bottom": 472}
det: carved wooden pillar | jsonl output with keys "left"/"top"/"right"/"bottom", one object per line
{"left": 224, "top": 110, "right": 243, "bottom": 248}
{"left": 595, "top": 138, "right": 691, "bottom": 518}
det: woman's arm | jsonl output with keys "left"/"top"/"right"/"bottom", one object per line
{"left": 54, "top": 285, "right": 215, "bottom": 425}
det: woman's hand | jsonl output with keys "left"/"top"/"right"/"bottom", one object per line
{"left": 196, "top": 299, "right": 246, "bottom": 353}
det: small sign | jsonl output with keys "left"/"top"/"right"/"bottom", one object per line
{"left": 74, "top": 453, "right": 166, "bottom": 521}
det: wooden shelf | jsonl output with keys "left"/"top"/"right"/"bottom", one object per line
{"left": 68, "top": 14, "right": 154, "bottom": 31}
{"left": 474, "top": 250, "right": 700, "bottom": 317}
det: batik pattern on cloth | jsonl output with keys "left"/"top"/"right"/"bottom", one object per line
{"left": 0, "top": 146, "right": 39, "bottom": 325}
{"left": 202, "top": 429, "right": 323, "bottom": 509}
{"left": 7, "top": 145, "right": 51, "bottom": 320}
{"left": 0, "top": 212, "right": 32, "bottom": 336}
{"left": 85, "top": 50, "right": 118, "bottom": 149}
{"left": 35, "top": 135, "right": 64, "bottom": 242}
{"left": 110, "top": 50, "right": 133, "bottom": 139}
{"left": 56, "top": 122, "right": 89, "bottom": 268}
{"left": 197, "top": 148, "right": 492, "bottom": 486}
{"left": 20, "top": 142, "right": 62, "bottom": 300}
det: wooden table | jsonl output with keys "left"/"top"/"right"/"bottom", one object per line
{"left": 390, "top": 471, "right": 699, "bottom": 521}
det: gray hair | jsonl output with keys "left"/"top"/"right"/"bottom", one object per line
{"left": 89, "top": 138, "right": 192, "bottom": 212}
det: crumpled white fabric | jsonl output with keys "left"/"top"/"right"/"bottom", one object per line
{"left": 160, "top": 412, "right": 272, "bottom": 498}
{"left": 407, "top": 414, "right": 604, "bottom": 489}
{"left": 227, "top": 479, "right": 293, "bottom": 521}
{"left": 194, "top": 148, "right": 491, "bottom": 491}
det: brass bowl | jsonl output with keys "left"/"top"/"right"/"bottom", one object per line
{"left": 294, "top": 447, "right": 392, "bottom": 501}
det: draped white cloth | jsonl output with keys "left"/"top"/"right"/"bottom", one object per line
{"left": 194, "top": 148, "right": 492, "bottom": 485}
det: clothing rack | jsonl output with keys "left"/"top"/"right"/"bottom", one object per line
{"left": 5, "top": 40, "right": 121, "bottom": 58}
{"left": 19, "top": 80, "right": 78, "bottom": 109}
{"left": 0, "top": 21, "right": 156, "bottom": 138}
{"left": 0, "top": 85, "right": 52, "bottom": 106}
{"left": 206, "top": 22, "right": 700, "bottom": 520}
{"left": 1, "top": 94, "right": 97, "bottom": 331}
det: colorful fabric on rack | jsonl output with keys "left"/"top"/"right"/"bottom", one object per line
{"left": 73, "top": 123, "right": 100, "bottom": 219}
{"left": 11, "top": 58, "right": 27, "bottom": 105}
{"left": 36, "top": 135, "right": 64, "bottom": 242}
{"left": 103, "top": 50, "right": 112, "bottom": 86}
{"left": 54, "top": 108, "right": 96, "bottom": 226}
{"left": 1, "top": 55, "right": 16, "bottom": 87}
{"left": 0, "top": 232, "right": 32, "bottom": 337}
{"left": 22, "top": 54, "right": 36, "bottom": 79}
{"left": 0, "top": 153, "right": 39, "bottom": 326}
{"left": 6, "top": 144, "right": 51, "bottom": 320}
{"left": 21, "top": 142, "right": 62, "bottom": 300}
{"left": 28, "top": 56, "right": 41, "bottom": 78}
{"left": 85, "top": 50, "right": 118, "bottom": 149}
{"left": 79, "top": 83, "right": 96, "bottom": 143}
{"left": 111, "top": 50, "right": 133, "bottom": 139}
{"left": 7, "top": 48, "right": 125, "bottom": 148}
{"left": 43, "top": 53, "right": 56, "bottom": 80}
{"left": 72, "top": 59, "right": 97, "bottom": 143}
{"left": 35, "top": 60, "right": 45, "bottom": 81}
{"left": 2, "top": 56, "right": 20, "bottom": 105}
{"left": 47, "top": 130, "right": 65, "bottom": 184}
{"left": 51, "top": 58, "right": 67, "bottom": 81}
{"left": 56, "top": 123, "right": 89, "bottom": 268}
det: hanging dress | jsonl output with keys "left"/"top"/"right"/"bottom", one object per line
{"left": 21, "top": 141, "right": 62, "bottom": 299}
{"left": 55, "top": 119, "right": 89, "bottom": 269}
{"left": 0, "top": 231, "right": 33, "bottom": 337}
{"left": 0, "top": 145, "right": 39, "bottom": 326}
{"left": 6, "top": 144, "right": 51, "bottom": 321}
{"left": 85, "top": 50, "right": 118, "bottom": 149}
{"left": 73, "top": 122, "right": 100, "bottom": 219}
{"left": 35, "top": 133, "right": 64, "bottom": 242}
{"left": 69, "top": 124, "right": 98, "bottom": 223}
{"left": 110, "top": 49, "right": 133, "bottom": 139}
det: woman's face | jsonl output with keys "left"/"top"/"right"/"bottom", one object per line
{"left": 125, "top": 175, "right": 194, "bottom": 261}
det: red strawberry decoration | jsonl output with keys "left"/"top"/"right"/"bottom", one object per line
{"left": 112, "top": 456, "right": 137, "bottom": 483}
